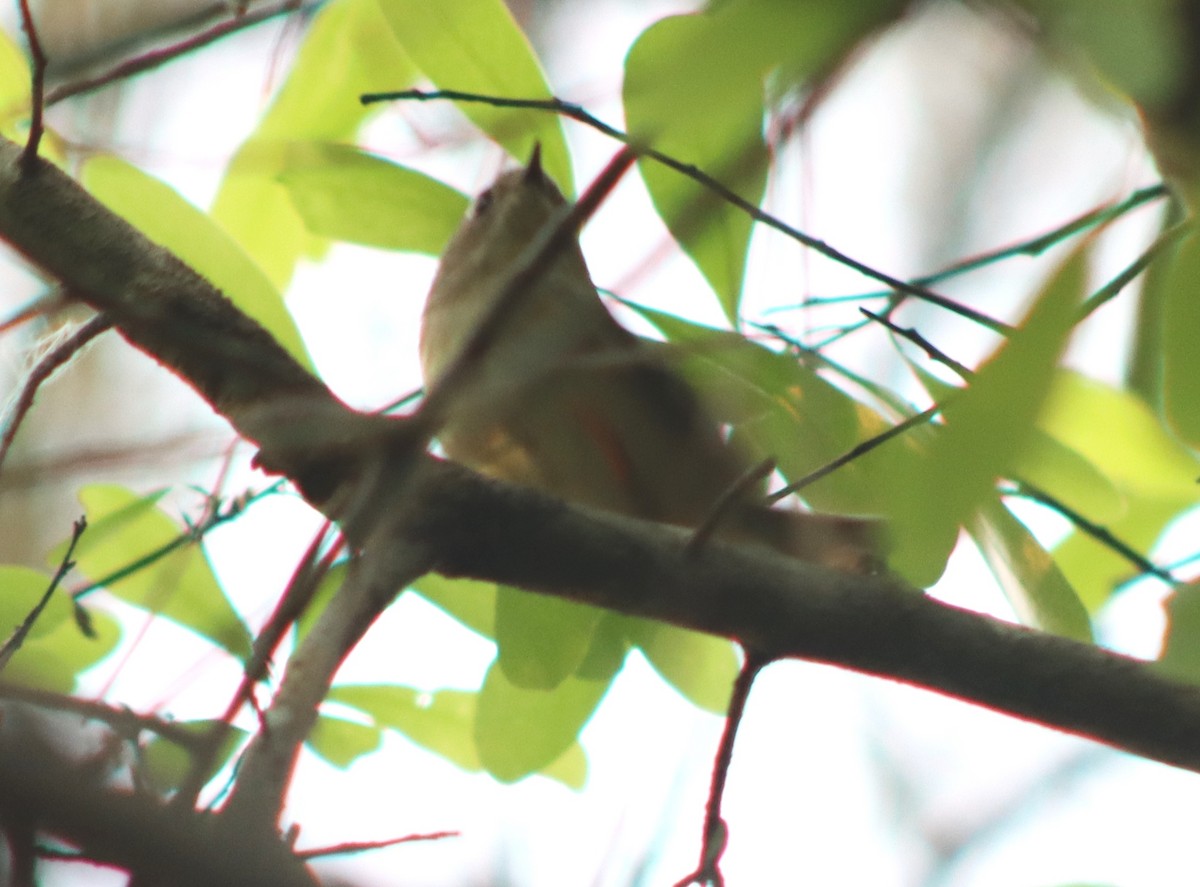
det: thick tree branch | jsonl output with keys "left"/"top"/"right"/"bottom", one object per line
{"left": 409, "top": 459, "right": 1200, "bottom": 775}
{"left": 0, "top": 136, "right": 417, "bottom": 528}
{"left": 0, "top": 729, "right": 316, "bottom": 886}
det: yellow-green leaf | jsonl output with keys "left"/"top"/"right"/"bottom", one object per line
{"left": 495, "top": 586, "right": 605, "bottom": 689}
{"left": 0, "top": 566, "right": 72, "bottom": 642}
{"left": 970, "top": 496, "right": 1091, "bottom": 641}
{"left": 1162, "top": 230, "right": 1200, "bottom": 446}
{"left": 377, "top": 0, "right": 572, "bottom": 193}
{"left": 888, "top": 245, "right": 1088, "bottom": 586}
{"left": 0, "top": 608, "right": 120, "bottom": 692}
{"left": 329, "top": 683, "right": 481, "bottom": 772}
{"left": 623, "top": 13, "right": 766, "bottom": 324}
{"left": 308, "top": 714, "right": 383, "bottom": 768}
{"left": 278, "top": 144, "right": 468, "bottom": 252}
{"left": 623, "top": 616, "right": 737, "bottom": 713}
{"left": 411, "top": 574, "right": 496, "bottom": 639}
{"left": 212, "top": 0, "right": 418, "bottom": 287}
{"left": 474, "top": 657, "right": 607, "bottom": 783}
{"left": 81, "top": 157, "right": 312, "bottom": 371}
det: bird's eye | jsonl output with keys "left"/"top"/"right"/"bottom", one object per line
{"left": 472, "top": 189, "right": 495, "bottom": 217}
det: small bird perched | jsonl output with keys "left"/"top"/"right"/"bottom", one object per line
{"left": 420, "top": 148, "right": 882, "bottom": 572}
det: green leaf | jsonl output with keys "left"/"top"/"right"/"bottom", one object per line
{"left": 212, "top": 0, "right": 419, "bottom": 287}
{"left": 0, "top": 566, "right": 73, "bottom": 641}
{"left": 81, "top": 156, "right": 312, "bottom": 371}
{"left": 257, "top": 0, "right": 415, "bottom": 143}
{"left": 969, "top": 496, "right": 1092, "bottom": 641}
{"left": 495, "top": 586, "right": 605, "bottom": 689}
{"left": 329, "top": 683, "right": 481, "bottom": 772}
{"left": 377, "top": 0, "right": 572, "bottom": 193}
{"left": 622, "top": 1, "right": 899, "bottom": 323}
{"left": 329, "top": 682, "right": 586, "bottom": 787}
{"left": 1013, "top": 431, "right": 1124, "bottom": 523}
{"left": 63, "top": 485, "right": 252, "bottom": 661}
{"left": 623, "top": 616, "right": 737, "bottom": 713}
{"left": 294, "top": 561, "right": 348, "bottom": 646}
{"left": 1, "top": 608, "right": 121, "bottom": 692}
{"left": 1162, "top": 231, "right": 1200, "bottom": 446}
{"left": 623, "top": 14, "right": 766, "bottom": 324}
{"left": 1158, "top": 584, "right": 1200, "bottom": 684}
{"left": 411, "top": 573, "right": 496, "bottom": 639}
{"left": 278, "top": 144, "right": 468, "bottom": 252}
{"left": 141, "top": 721, "right": 248, "bottom": 794}
{"left": 538, "top": 742, "right": 588, "bottom": 791}
{"left": 1041, "top": 371, "right": 1200, "bottom": 498}
{"left": 1053, "top": 497, "right": 1186, "bottom": 611}
{"left": 1038, "top": 371, "right": 1200, "bottom": 609}
{"left": 308, "top": 714, "right": 383, "bottom": 768}
{"left": 474, "top": 658, "right": 607, "bottom": 783}
{"left": 0, "top": 28, "right": 31, "bottom": 127}
{"left": 1024, "top": 0, "right": 1183, "bottom": 107}
{"left": 474, "top": 619, "right": 623, "bottom": 783}
{"left": 889, "top": 244, "right": 1088, "bottom": 586}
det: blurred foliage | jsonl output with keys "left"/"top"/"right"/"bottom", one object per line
{"left": 2, "top": 0, "right": 1200, "bottom": 814}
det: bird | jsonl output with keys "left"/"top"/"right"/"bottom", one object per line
{"left": 419, "top": 147, "right": 883, "bottom": 572}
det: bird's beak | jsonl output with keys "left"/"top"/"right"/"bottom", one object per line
{"left": 524, "top": 142, "right": 543, "bottom": 182}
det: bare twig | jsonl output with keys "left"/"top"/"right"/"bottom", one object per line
{"left": 860, "top": 307, "right": 973, "bottom": 380}
{"left": 785, "top": 184, "right": 1171, "bottom": 310}
{"left": 364, "top": 89, "right": 1011, "bottom": 334}
{"left": 672, "top": 651, "right": 769, "bottom": 887}
{"left": 687, "top": 458, "right": 776, "bottom": 557}
{"left": 69, "top": 484, "right": 281, "bottom": 603}
{"left": 296, "top": 830, "right": 460, "bottom": 860}
{"left": 221, "top": 520, "right": 433, "bottom": 830}
{"left": 0, "top": 312, "right": 112, "bottom": 474}
{"left": 0, "top": 680, "right": 204, "bottom": 748}
{"left": 173, "top": 522, "right": 343, "bottom": 809}
{"left": 45, "top": 1, "right": 306, "bottom": 106}
{"left": 1004, "top": 481, "right": 1177, "bottom": 585}
{"left": 767, "top": 405, "right": 940, "bottom": 503}
{"left": 1077, "top": 217, "right": 1193, "bottom": 320}
{"left": 0, "top": 516, "right": 85, "bottom": 671}
{"left": 16, "top": 0, "right": 46, "bottom": 167}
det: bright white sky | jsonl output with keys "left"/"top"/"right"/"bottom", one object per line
{"left": 5, "top": 3, "right": 1197, "bottom": 886}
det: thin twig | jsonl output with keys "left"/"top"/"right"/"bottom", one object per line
{"left": 686, "top": 458, "right": 776, "bottom": 557}
{"left": 788, "top": 184, "right": 1171, "bottom": 310}
{"left": 0, "top": 291, "right": 72, "bottom": 332}
{"left": 173, "top": 522, "right": 343, "bottom": 810}
{"left": 0, "top": 312, "right": 113, "bottom": 475}
{"left": 1077, "top": 217, "right": 1194, "bottom": 320}
{"left": 44, "top": 1, "right": 306, "bottom": 106}
{"left": 0, "top": 516, "right": 85, "bottom": 671}
{"left": 362, "top": 89, "right": 1012, "bottom": 335}
{"left": 860, "top": 307, "right": 973, "bottom": 380}
{"left": 17, "top": 0, "right": 46, "bottom": 168}
{"left": 672, "top": 651, "right": 771, "bottom": 887}
{"left": 0, "top": 680, "right": 204, "bottom": 748}
{"left": 1004, "top": 481, "right": 1177, "bottom": 586}
{"left": 767, "top": 405, "right": 941, "bottom": 503}
{"left": 69, "top": 482, "right": 283, "bottom": 602}
{"left": 296, "top": 830, "right": 460, "bottom": 860}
